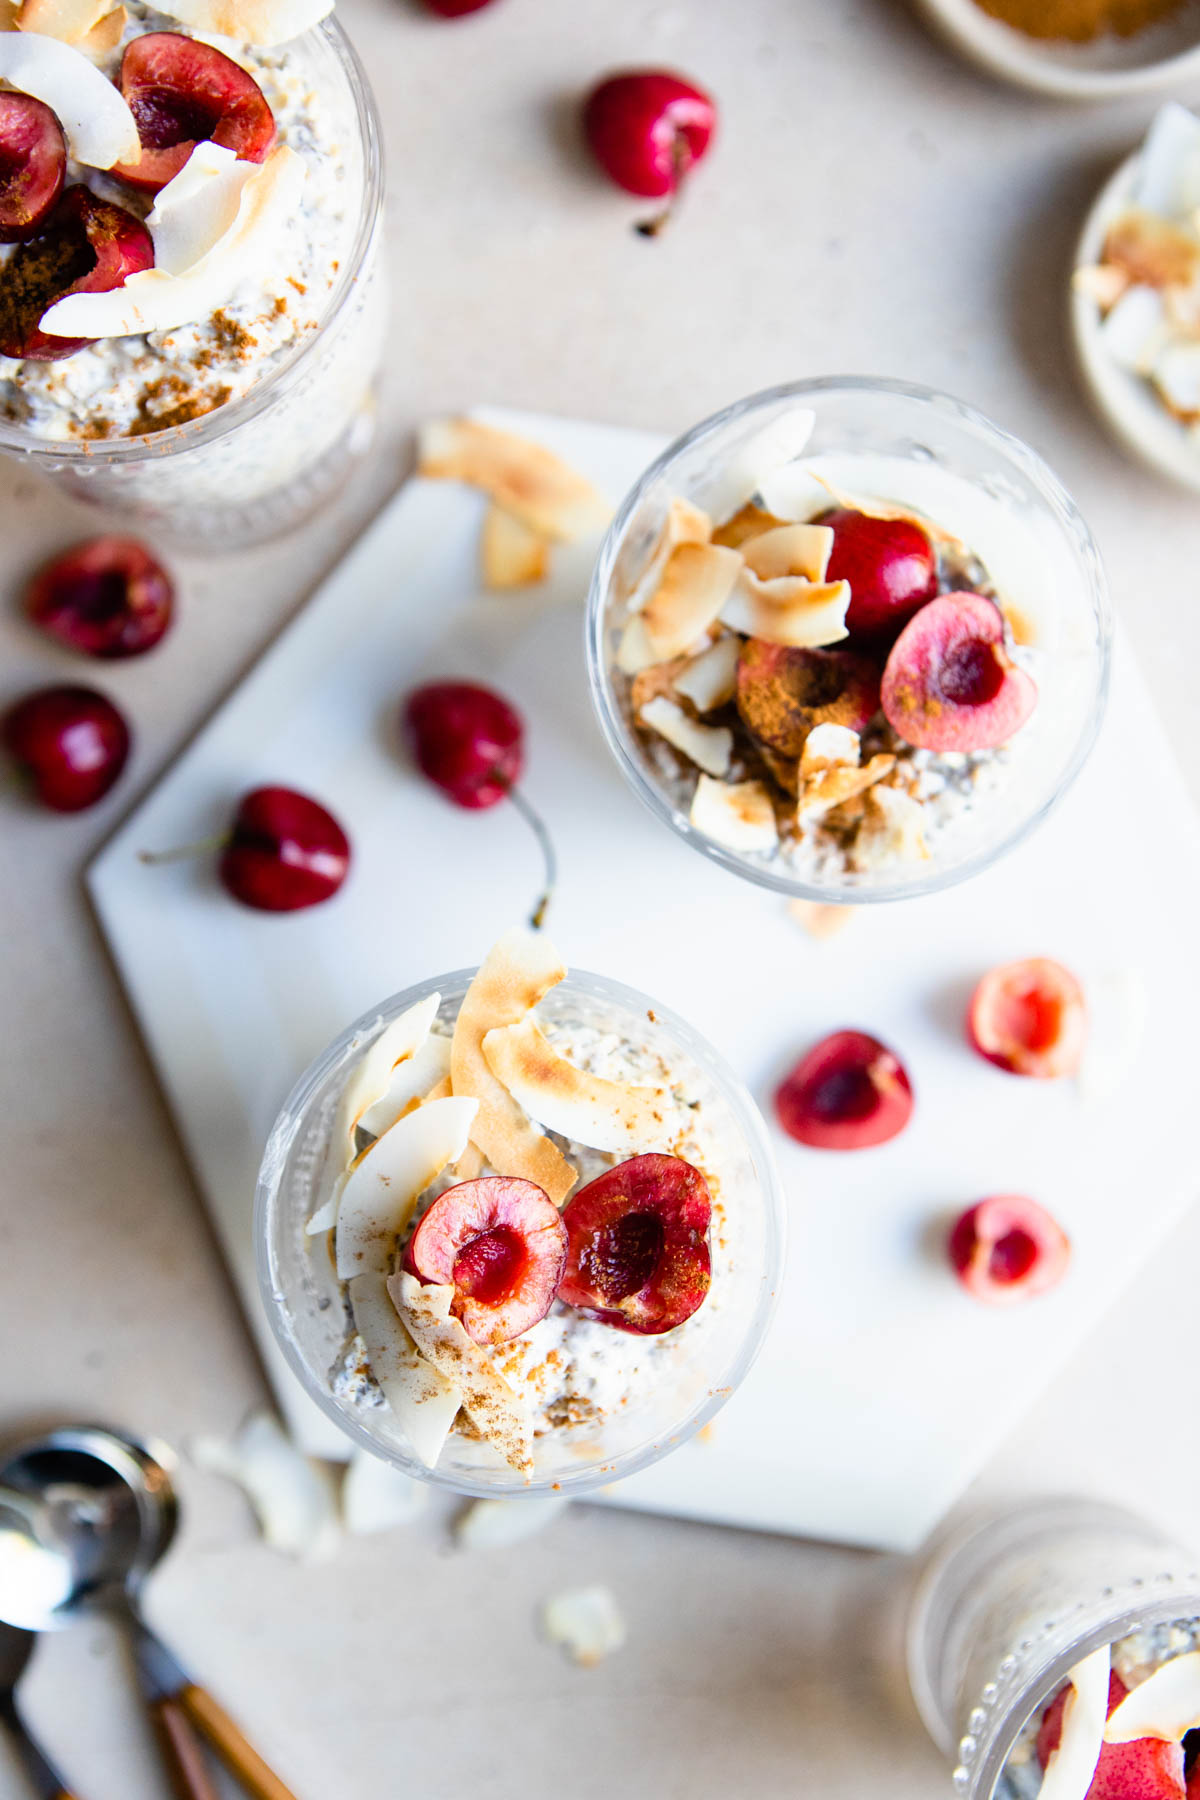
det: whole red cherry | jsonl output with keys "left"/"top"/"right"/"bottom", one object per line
{"left": 27, "top": 537, "right": 174, "bottom": 660}
{"left": 583, "top": 70, "right": 715, "bottom": 232}
{"left": 3, "top": 684, "right": 131, "bottom": 811}
{"left": 823, "top": 509, "right": 939, "bottom": 642}
{"left": 141, "top": 785, "right": 351, "bottom": 912}
{"left": 404, "top": 680, "right": 523, "bottom": 810}
{"left": 420, "top": 0, "right": 496, "bottom": 13}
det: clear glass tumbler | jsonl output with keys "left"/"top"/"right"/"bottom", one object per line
{"left": 906, "top": 1496, "right": 1200, "bottom": 1799}
{"left": 255, "top": 967, "right": 787, "bottom": 1497}
{"left": 0, "top": 21, "right": 385, "bottom": 548}
{"left": 586, "top": 376, "right": 1113, "bottom": 904}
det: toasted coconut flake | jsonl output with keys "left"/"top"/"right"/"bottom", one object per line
{"left": 620, "top": 495, "right": 712, "bottom": 612}
{"left": 799, "top": 474, "right": 963, "bottom": 547}
{"left": 349, "top": 1271, "right": 461, "bottom": 1470}
{"left": 849, "top": 785, "right": 928, "bottom": 870}
{"left": 721, "top": 568, "right": 850, "bottom": 649}
{"left": 418, "top": 418, "right": 610, "bottom": 544}
{"left": 482, "top": 1014, "right": 673, "bottom": 1155}
{"left": 1103, "top": 207, "right": 1200, "bottom": 289}
{"left": 702, "top": 407, "right": 816, "bottom": 521}
{"left": 455, "top": 1495, "right": 568, "bottom": 1549}
{"left": 799, "top": 753, "right": 895, "bottom": 820}
{"left": 690, "top": 774, "right": 777, "bottom": 853}
{"left": 630, "top": 656, "right": 688, "bottom": 714}
{"left": 389, "top": 1273, "right": 533, "bottom": 1477}
{"left": 450, "top": 930, "right": 576, "bottom": 1205}
{"left": 1105, "top": 1651, "right": 1200, "bottom": 1743}
{"left": 542, "top": 1585, "right": 626, "bottom": 1667}
{"left": 342, "top": 1449, "right": 428, "bottom": 1533}
{"left": 617, "top": 542, "right": 742, "bottom": 673}
{"left": 191, "top": 1411, "right": 340, "bottom": 1560}
{"left": 16, "top": 0, "right": 106, "bottom": 42}
{"left": 335, "top": 1095, "right": 478, "bottom": 1280}
{"left": 799, "top": 723, "right": 861, "bottom": 776}
{"left": 740, "top": 522, "right": 833, "bottom": 583}
{"left": 1072, "top": 263, "right": 1131, "bottom": 311}
{"left": 0, "top": 28, "right": 139, "bottom": 164}
{"left": 710, "top": 500, "right": 788, "bottom": 549}
{"left": 671, "top": 635, "right": 740, "bottom": 713}
{"left": 148, "top": 0, "right": 332, "bottom": 45}
{"left": 42, "top": 144, "right": 305, "bottom": 336}
{"left": 639, "top": 695, "right": 733, "bottom": 777}
{"left": 1099, "top": 283, "right": 1169, "bottom": 373}
{"left": 1038, "top": 1645, "right": 1111, "bottom": 1800}
{"left": 787, "top": 898, "right": 853, "bottom": 938}
{"left": 481, "top": 504, "right": 551, "bottom": 590}
{"left": 79, "top": 4, "right": 123, "bottom": 49}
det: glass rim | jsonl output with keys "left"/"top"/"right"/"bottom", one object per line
{"left": 254, "top": 963, "right": 789, "bottom": 1497}
{"left": 584, "top": 374, "right": 1115, "bottom": 907}
{"left": 0, "top": 17, "right": 384, "bottom": 467}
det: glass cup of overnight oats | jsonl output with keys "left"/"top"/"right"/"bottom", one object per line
{"left": 907, "top": 1496, "right": 1200, "bottom": 1800}
{"left": 255, "top": 931, "right": 786, "bottom": 1497}
{"left": 586, "top": 378, "right": 1112, "bottom": 905}
{"left": 0, "top": 0, "right": 384, "bottom": 546}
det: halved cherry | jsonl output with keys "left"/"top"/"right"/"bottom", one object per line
{"left": 558, "top": 1153, "right": 711, "bottom": 1335}
{"left": 881, "top": 591, "right": 1037, "bottom": 753}
{"left": 822, "top": 508, "right": 939, "bottom": 642}
{"left": 27, "top": 537, "right": 174, "bottom": 660}
{"left": 967, "top": 957, "right": 1087, "bottom": 1080}
{"left": 948, "top": 1195, "right": 1069, "bottom": 1305}
{"left": 0, "top": 93, "right": 66, "bottom": 244}
{"left": 1039, "top": 1670, "right": 1186, "bottom": 1800}
{"left": 113, "top": 33, "right": 276, "bottom": 193}
{"left": 775, "top": 1030, "right": 913, "bottom": 1151}
{"left": 0, "top": 186, "right": 153, "bottom": 361}
{"left": 736, "top": 640, "right": 882, "bottom": 761}
{"left": 406, "top": 1176, "right": 567, "bottom": 1346}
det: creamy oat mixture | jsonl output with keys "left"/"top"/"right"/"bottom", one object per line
{"left": 998, "top": 1617, "right": 1200, "bottom": 1799}
{"left": 0, "top": 1, "right": 358, "bottom": 440}
{"left": 320, "top": 1002, "right": 739, "bottom": 1466}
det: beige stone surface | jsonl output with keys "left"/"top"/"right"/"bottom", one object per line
{"left": 2, "top": 0, "right": 1200, "bottom": 1795}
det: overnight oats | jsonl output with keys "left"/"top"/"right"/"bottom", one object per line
{"left": 255, "top": 930, "right": 785, "bottom": 1495}
{"left": 587, "top": 378, "right": 1112, "bottom": 903}
{"left": 907, "top": 1497, "right": 1200, "bottom": 1800}
{"left": 0, "top": 0, "right": 383, "bottom": 541}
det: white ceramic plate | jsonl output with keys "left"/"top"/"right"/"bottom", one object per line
{"left": 916, "top": 0, "right": 1200, "bottom": 98}
{"left": 1071, "top": 142, "right": 1200, "bottom": 491}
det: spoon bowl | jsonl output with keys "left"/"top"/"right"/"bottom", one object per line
{"left": 0, "top": 1424, "right": 177, "bottom": 1632}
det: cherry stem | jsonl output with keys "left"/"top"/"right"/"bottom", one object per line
{"left": 494, "top": 776, "right": 556, "bottom": 930}
{"left": 635, "top": 140, "right": 688, "bottom": 239}
{"left": 138, "top": 832, "right": 230, "bottom": 866}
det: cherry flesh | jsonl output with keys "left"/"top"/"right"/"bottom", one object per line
{"left": 558, "top": 1153, "right": 712, "bottom": 1335}
{"left": 775, "top": 1029, "right": 913, "bottom": 1151}
{"left": 113, "top": 33, "right": 276, "bottom": 192}
{"left": 948, "top": 1195, "right": 1070, "bottom": 1305}
{"left": 27, "top": 537, "right": 174, "bottom": 660}
{"left": 406, "top": 1175, "right": 567, "bottom": 1345}
{"left": 0, "top": 186, "right": 154, "bottom": 361}
{"left": 0, "top": 92, "right": 67, "bottom": 244}
{"left": 968, "top": 957, "right": 1087, "bottom": 1080}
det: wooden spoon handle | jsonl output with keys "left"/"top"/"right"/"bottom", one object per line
{"left": 178, "top": 1685, "right": 299, "bottom": 1800}
{"left": 149, "top": 1695, "right": 221, "bottom": 1800}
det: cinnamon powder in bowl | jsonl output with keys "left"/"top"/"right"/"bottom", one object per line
{"left": 915, "top": 0, "right": 1200, "bottom": 96}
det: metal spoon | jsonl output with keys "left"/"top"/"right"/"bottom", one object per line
{"left": 0, "top": 1426, "right": 297, "bottom": 1800}
{"left": 0, "top": 1622, "right": 79, "bottom": 1800}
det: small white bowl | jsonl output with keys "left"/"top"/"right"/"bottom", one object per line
{"left": 1071, "top": 144, "right": 1200, "bottom": 491}
{"left": 915, "top": 0, "right": 1200, "bottom": 99}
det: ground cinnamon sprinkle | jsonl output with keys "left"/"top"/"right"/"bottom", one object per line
{"left": 974, "top": 0, "right": 1186, "bottom": 40}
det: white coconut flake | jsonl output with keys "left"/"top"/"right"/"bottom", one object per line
{"left": 638, "top": 695, "right": 733, "bottom": 776}
{"left": 542, "top": 1585, "right": 626, "bottom": 1667}
{"left": 1155, "top": 342, "right": 1200, "bottom": 418}
{"left": 1135, "top": 103, "right": 1200, "bottom": 217}
{"left": 0, "top": 29, "right": 140, "bottom": 165}
{"left": 41, "top": 144, "right": 305, "bottom": 338}
{"left": 671, "top": 635, "right": 739, "bottom": 712}
{"left": 349, "top": 1271, "right": 462, "bottom": 1469}
{"left": 341, "top": 1449, "right": 428, "bottom": 1534}
{"left": 334, "top": 1095, "right": 477, "bottom": 1280}
{"left": 690, "top": 774, "right": 778, "bottom": 852}
{"left": 1037, "top": 1644, "right": 1111, "bottom": 1800}
{"left": 700, "top": 408, "right": 815, "bottom": 521}
{"left": 146, "top": 139, "right": 259, "bottom": 274}
{"left": 455, "top": 1496, "right": 569, "bottom": 1550}
{"left": 1099, "top": 284, "right": 1169, "bottom": 375}
{"left": 1104, "top": 1650, "right": 1200, "bottom": 1742}
{"left": 191, "top": 1411, "right": 340, "bottom": 1560}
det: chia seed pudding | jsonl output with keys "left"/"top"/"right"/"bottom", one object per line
{"left": 607, "top": 471, "right": 1039, "bottom": 891}
{"left": 268, "top": 933, "right": 780, "bottom": 1490}
{"left": 0, "top": 0, "right": 383, "bottom": 535}
{"left": 998, "top": 1619, "right": 1200, "bottom": 1800}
